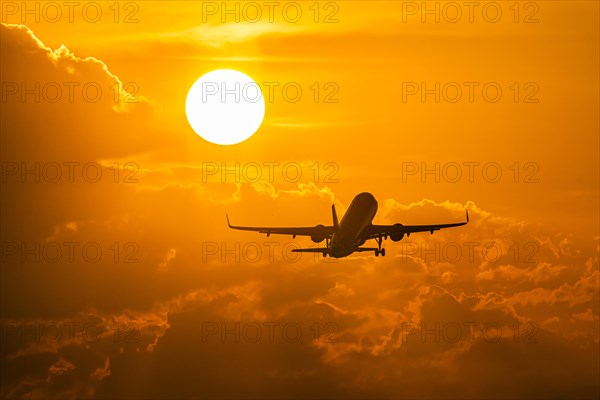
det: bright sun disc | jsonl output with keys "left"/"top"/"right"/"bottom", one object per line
{"left": 185, "top": 69, "right": 265, "bottom": 145}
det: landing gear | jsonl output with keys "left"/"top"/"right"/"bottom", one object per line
{"left": 374, "top": 236, "right": 386, "bottom": 257}
{"left": 324, "top": 237, "right": 330, "bottom": 257}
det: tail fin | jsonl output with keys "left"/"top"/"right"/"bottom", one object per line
{"left": 332, "top": 205, "right": 340, "bottom": 235}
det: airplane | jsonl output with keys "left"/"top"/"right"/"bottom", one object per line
{"left": 226, "top": 192, "right": 468, "bottom": 258}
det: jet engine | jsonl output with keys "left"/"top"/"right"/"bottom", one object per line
{"left": 390, "top": 224, "right": 405, "bottom": 242}
{"left": 311, "top": 224, "right": 328, "bottom": 243}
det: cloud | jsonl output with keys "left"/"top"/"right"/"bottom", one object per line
{"left": 0, "top": 23, "right": 163, "bottom": 163}
{"left": 2, "top": 183, "right": 598, "bottom": 398}
{"left": 1, "top": 23, "right": 148, "bottom": 112}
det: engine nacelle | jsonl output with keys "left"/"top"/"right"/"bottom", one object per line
{"left": 311, "top": 224, "right": 327, "bottom": 243}
{"left": 390, "top": 224, "right": 405, "bottom": 242}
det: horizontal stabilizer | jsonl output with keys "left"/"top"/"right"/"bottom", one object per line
{"left": 291, "top": 248, "right": 330, "bottom": 254}
{"left": 355, "top": 247, "right": 379, "bottom": 252}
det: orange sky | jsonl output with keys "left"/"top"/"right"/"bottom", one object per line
{"left": 1, "top": 1, "right": 599, "bottom": 399}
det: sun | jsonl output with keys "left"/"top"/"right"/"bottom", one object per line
{"left": 185, "top": 69, "right": 265, "bottom": 145}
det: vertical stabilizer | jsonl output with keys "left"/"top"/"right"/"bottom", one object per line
{"left": 332, "top": 205, "right": 340, "bottom": 235}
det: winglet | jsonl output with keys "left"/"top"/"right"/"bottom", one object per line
{"left": 226, "top": 214, "right": 232, "bottom": 228}
{"left": 466, "top": 209, "right": 469, "bottom": 223}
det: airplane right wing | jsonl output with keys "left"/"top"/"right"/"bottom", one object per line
{"left": 363, "top": 210, "right": 469, "bottom": 240}
{"left": 226, "top": 215, "right": 335, "bottom": 239}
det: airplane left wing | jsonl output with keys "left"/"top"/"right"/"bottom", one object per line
{"left": 226, "top": 215, "right": 335, "bottom": 239}
{"left": 363, "top": 210, "right": 469, "bottom": 240}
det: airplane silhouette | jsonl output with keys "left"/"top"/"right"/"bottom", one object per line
{"left": 227, "top": 192, "right": 468, "bottom": 258}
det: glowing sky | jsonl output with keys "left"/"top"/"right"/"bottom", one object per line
{"left": 1, "top": 1, "right": 598, "bottom": 398}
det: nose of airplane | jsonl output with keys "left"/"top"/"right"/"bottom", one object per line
{"left": 357, "top": 192, "right": 375, "bottom": 200}
{"left": 354, "top": 192, "right": 378, "bottom": 214}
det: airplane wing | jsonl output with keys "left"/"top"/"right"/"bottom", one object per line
{"left": 363, "top": 210, "right": 469, "bottom": 240}
{"left": 226, "top": 215, "right": 334, "bottom": 239}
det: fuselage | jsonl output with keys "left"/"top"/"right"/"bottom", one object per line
{"left": 330, "top": 192, "right": 378, "bottom": 257}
